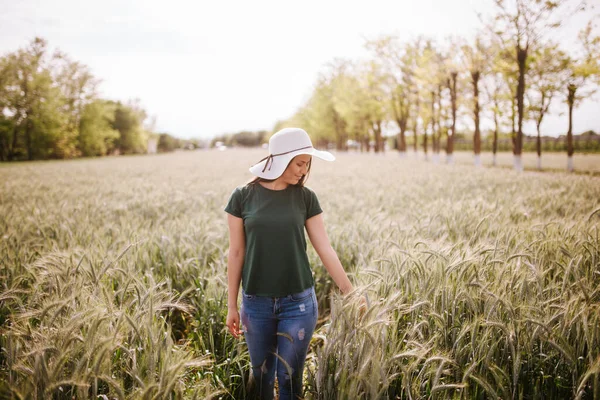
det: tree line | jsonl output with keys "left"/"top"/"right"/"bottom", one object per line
{"left": 277, "top": 0, "right": 600, "bottom": 171}
{"left": 0, "top": 37, "right": 182, "bottom": 161}
{"left": 398, "top": 130, "right": 600, "bottom": 153}
{"left": 211, "top": 130, "right": 268, "bottom": 148}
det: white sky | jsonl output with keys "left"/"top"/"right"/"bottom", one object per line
{"left": 1, "top": 0, "right": 599, "bottom": 139}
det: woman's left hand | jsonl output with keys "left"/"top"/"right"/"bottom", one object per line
{"left": 226, "top": 308, "right": 244, "bottom": 338}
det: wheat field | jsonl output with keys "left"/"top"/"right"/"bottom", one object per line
{"left": 1, "top": 149, "right": 599, "bottom": 399}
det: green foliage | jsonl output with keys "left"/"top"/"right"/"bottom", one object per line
{"left": 157, "top": 132, "right": 181, "bottom": 152}
{"left": 0, "top": 37, "right": 154, "bottom": 161}
{"left": 0, "top": 38, "right": 76, "bottom": 160}
{"left": 299, "top": 77, "right": 339, "bottom": 146}
{"left": 78, "top": 100, "right": 120, "bottom": 157}
{"left": 0, "top": 118, "right": 16, "bottom": 161}
{"left": 112, "top": 101, "right": 148, "bottom": 155}
{"left": 563, "top": 22, "right": 600, "bottom": 112}
{"left": 211, "top": 130, "right": 267, "bottom": 147}
{"left": 30, "top": 70, "right": 78, "bottom": 159}
{"left": 528, "top": 44, "right": 568, "bottom": 124}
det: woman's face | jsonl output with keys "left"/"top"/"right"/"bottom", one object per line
{"left": 280, "top": 154, "right": 311, "bottom": 185}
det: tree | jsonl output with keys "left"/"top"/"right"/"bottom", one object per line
{"left": 322, "top": 61, "right": 351, "bottom": 150}
{"left": 564, "top": 23, "right": 600, "bottom": 172}
{"left": 0, "top": 38, "right": 49, "bottom": 160}
{"left": 328, "top": 62, "right": 372, "bottom": 152}
{"left": 430, "top": 48, "right": 449, "bottom": 164}
{"left": 361, "top": 60, "right": 388, "bottom": 153}
{"left": 405, "top": 37, "right": 442, "bottom": 161}
{"left": 0, "top": 37, "right": 75, "bottom": 160}
{"left": 391, "top": 75, "right": 411, "bottom": 156}
{"left": 55, "top": 54, "right": 98, "bottom": 146}
{"left": 282, "top": 61, "right": 352, "bottom": 150}
{"left": 406, "top": 39, "right": 425, "bottom": 157}
{"left": 490, "top": 0, "right": 584, "bottom": 171}
{"left": 0, "top": 51, "right": 20, "bottom": 161}
{"left": 157, "top": 133, "right": 181, "bottom": 152}
{"left": 447, "top": 70, "right": 458, "bottom": 164}
{"left": 112, "top": 100, "right": 148, "bottom": 154}
{"left": 439, "top": 38, "right": 464, "bottom": 165}
{"left": 482, "top": 68, "right": 511, "bottom": 167}
{"left": 367, "top": 36, "right": 415, "bottom": 157}
{"left": 461, "top": 36, "right": 489, "bottom": 167}
{"left": 527, "top": 44, "right": 568, "bottom": 169}
{"left": 0, "top": 37, "right": 157, "bottom": 161}
{"left": 283, "top": 59, "right": 359, "bottom": 151}
{"left": 78, "top": 100, "right": 119, "bottom": 156}
{"left": 303, "top": 74, "right": 342, "bottom": 148}
{"left": 491, "top": 36, "right": 521, "bottom": 166}
{"left": 28, "top": 69, "right": 73, "bottom": 159}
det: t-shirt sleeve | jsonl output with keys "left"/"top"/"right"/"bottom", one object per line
{"left": 224, "top": 187, "right": 243, "bottom": 218}
{"left": 305, "top": 187, "right": 323, "bottom": 220}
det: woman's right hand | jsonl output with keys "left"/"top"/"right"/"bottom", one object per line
{"left": 226, "top": 308, "right": 244, "bottom": 338}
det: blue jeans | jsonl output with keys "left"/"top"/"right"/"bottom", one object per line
{"left": 240, "top": 286, "right": 318, "bottom": 400}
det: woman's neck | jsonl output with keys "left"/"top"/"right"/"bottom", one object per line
{"left": 260, "top": 179, "right": 288, "bottom": 191}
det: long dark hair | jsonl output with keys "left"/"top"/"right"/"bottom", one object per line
{"left": 247, "top": 156, "right": 312, "bottom": 187}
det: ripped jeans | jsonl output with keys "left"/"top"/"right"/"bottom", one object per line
{"left": 240, "top": 286, "right": 318, "bottom": 400}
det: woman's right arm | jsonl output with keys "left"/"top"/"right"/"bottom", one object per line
{"left": 226, "top": 213, "right": 245, "bottom": 338}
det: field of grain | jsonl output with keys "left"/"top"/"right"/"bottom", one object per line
{"left": 1, "top": 149, "right": 599, "bottom": 399}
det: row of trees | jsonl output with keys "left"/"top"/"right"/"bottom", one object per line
{"left": 211, "top": 130, "right": 268, "bottom": 148}
{"left": 279, "top": 0, "right": 600, "bottom": 171}
{"left": 397, "top": 130, "right": 600, "bottom": 153}
{"left": 0, "top": 38, "right": 153, "bottom": 161}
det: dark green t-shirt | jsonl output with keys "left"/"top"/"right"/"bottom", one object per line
{"left": 224, "top": 182, "right": 323, "bottom": 297}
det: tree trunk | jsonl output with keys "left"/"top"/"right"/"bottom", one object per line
{"left": 8, "top": 124, "right": 19, "bottom": 161}
{"left": 423, "top": 121, "right": 429, "bottom": 161}
{"left": 567, "top": 84, "right": 576, "bottom": 172}
{"left": 472, "top": 71, "right": 481, "bottom": 167}
{"left": 447, "top": 72, "right": 457, "bottom": 164}
{"left": 510, "top": 95, "right": 516, "bottom": 154}
{"left": 373, "top": 120, "right": 383, "bottom": 153}
{"left": 515, "top": 45, "right": 528, "bottom": 172}
{"left": 333, "top": 109, "right": 348, "bottom": 151}
{"left": 397, "top": 130, "right": 406, "bottom": 156}
{"left": 413, "top": 95, "right": 419, "bottom": 156}
{"left": 396, "top": 115, "right": 408, "bottom": 157}
{"left": 336, "top": 135, "right": 343, "bottom": 151}
{"left": 536, "top": 123, "right": 542, "bottom": 170}
{"left": 536, "top": 91, "right": 546, "bottom": 170}
{"left": 0, "top": 136, "right": 5, "bottom": 161}
{"left": 433, "top": 84, "right": 442, "bottom": 164}
{"left": 392, "top": 90, "right": 410, "bottom": 157}
{"left": 471, "top": 71, "right": 481, "bottom": 167}
{"left": 428, "top": 90, "right": 435, "bottom": 160}
{"left": 493, "top": 113, "right": 499, "bottom": 167}
{"left": 25, "top": 118, "right": 33, "bottom": 161}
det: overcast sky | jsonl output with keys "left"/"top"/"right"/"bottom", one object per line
{"left": 1, "top": 0, "right": 599, "bottom": 139}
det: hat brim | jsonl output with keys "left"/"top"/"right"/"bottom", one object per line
{"left": 249, "top": 148, "right": 335, "bottom": 180}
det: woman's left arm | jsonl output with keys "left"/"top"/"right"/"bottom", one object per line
{"left": 306, "top": 213, "right": 354, "bottom": 295}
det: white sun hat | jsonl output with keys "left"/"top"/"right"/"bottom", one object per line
{"left": 249, "top": 128, "right": 335, "bottom": 180}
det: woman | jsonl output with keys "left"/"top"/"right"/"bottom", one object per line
{"left": 224, "top": 127, "right": 362, "bottom": 399}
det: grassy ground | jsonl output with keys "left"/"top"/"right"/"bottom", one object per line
{"left": 1, "top": 149, "right": 599, "bottom": 399}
